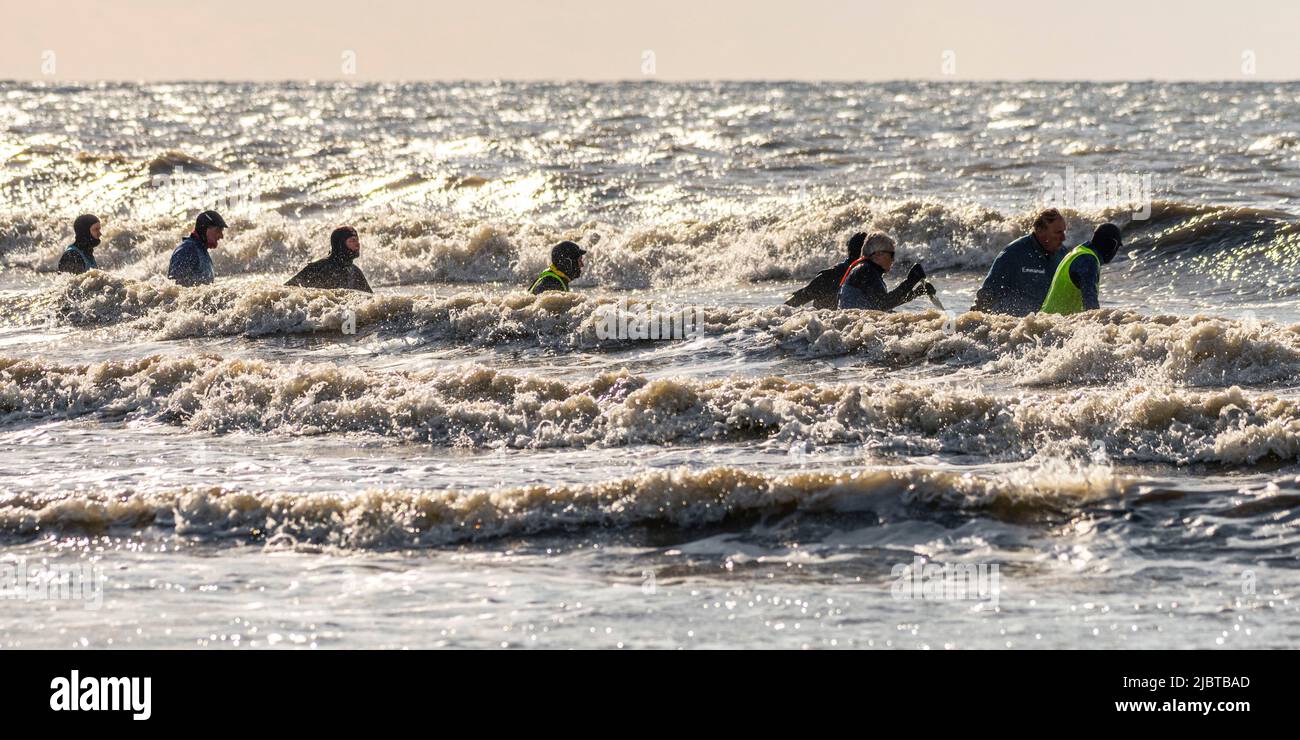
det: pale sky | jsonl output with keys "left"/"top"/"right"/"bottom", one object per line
{"left": 2, "top": 0, "right": 1298, "bottom": 81}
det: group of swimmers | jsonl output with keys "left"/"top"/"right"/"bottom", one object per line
{"left": 57, "top": 206, "right": 1116, "bottom": 317}
{"left": 785, "top": 207, "right": 1122, "bottom": 317}
{"left": 56, "top": 209, "right": 583, "bottom": 297}
{"left": 58, "top": 210, "right": 374, "bottom": 293}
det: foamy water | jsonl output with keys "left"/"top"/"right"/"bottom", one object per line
{"left": 1, "top": 81, "right": 1298, "bottom": 649}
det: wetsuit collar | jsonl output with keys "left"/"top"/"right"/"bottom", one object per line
{"left": 67, "top": 243, "right": 97, "bottom": 268}
{"left": 838, "top": 255, "right": 886, "bottom": 288}
{"left": 547, "top": 264, "right": 571, "bottom": 284}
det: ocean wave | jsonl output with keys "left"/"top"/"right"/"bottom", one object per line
{"left": 145, "top": 150, "right": 224, "bottom": 175}
{"left": 11, "top": 274, "right": 1300, "bottom": 387}
{"left": 2, "top": 355, "right": 1298, "bottom": 464}
{"left": 4, "top": 198, "right": 1296, "bottom": 287}
{"left": 1124, "top": 201, "right": 1300, "bottom": 254}
{"left": 1247, "top": 134, "right": 1300, "bottom": 153}
{"left": 0, "top": 464, "right": 1126, "bottom": 549}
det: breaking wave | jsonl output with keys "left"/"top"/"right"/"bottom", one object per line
{"left": 3, "top": 355, "right": 1298, "bottom": 465}
{"left": 9, "top": 273, "right": 1300, "bottom": 387}
{"left": 0, "top": 464, "right": 1127, "bottom": 549}
{"left": 2, "top": 198, "right": 1297, "bottom": 288}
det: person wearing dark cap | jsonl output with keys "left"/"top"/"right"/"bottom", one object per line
{"left": 1040, "top": 223, "right": 1123, "bottom": 315}
{"left": 285, "top": 226, "right": 372, "bottom": 293}
{"left": 529, "top": 241, "right": 586, "bottom": 294}
{"left": 167, "top": 210, "right": 227, "bottom": 286}
{"left": 837, "top": 231, "right": 932, "bottom": 311}
{"left": 57, "top": 214, "right": 102, "bottom": 274}
{"left": 785, "top": 232, "right": 868, "bottom": 310}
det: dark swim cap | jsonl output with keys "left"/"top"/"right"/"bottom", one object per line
{"left": 195, "top": 210, "right": 228, "bottom": 233}
{"left": 846, "top": 232, "right": 867, "bottom": 260}
{"left": 551, "top": 241, "right": 587, "bottom": 280}
{"left": 1091, "top": 223, "right": 1123, "bottom": 264}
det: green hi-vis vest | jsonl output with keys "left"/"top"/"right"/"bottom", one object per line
{"left": 1041, "top": 244, "right": 1100, "bottom": 316}
{"left": 530, "top": 266, "right": 570, "bottom": 293}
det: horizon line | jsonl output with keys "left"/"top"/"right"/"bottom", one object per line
{"left": 2, "top": 77, "right": 1296, "bottom": 85}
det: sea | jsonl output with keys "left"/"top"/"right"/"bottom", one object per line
{"left": 0, "top": 81, "right": 1297, "bottom": 648}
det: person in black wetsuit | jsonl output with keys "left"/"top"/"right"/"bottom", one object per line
{"left": 837, "top": 231, "right": 932, "bottom": 311}
{"left": 529, "top": 241, "right": 586, "bottom": 294}
{"left": 785, "top": 232, "right": 867, "bottom": 310}
{"left": 285, "top": 226, "right": 373, "bottom": 293}
{"left": 57, "top": 214, "right": 102, "bottom": 274}
{"left": 168, "top": 210, "right": 226, "bottom": 286}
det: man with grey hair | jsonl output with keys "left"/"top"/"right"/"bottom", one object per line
{"left": 837, "top": 231, "right": 932, "bottom": 311}
{"left": 972, "top": 207, "right": 1067, "bottom": 315}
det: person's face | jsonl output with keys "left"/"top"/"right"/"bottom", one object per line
{"left": 1036, "top": 219, "right": 1068, "bottom": 253}
{"left": 869, "top": 249, "right": 896, "bottom": 273}
{"left": 346, "top": 235, "right": 360, "bottom": 254}
{"left": 205, "top": 226, "right": 224, "bottom": 247}
{"left": 89, "top": 222, "right": 101, "bottom": 240}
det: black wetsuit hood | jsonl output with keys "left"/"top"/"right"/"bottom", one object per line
{"left": 329, "top": 226, "right": 359, "bottom": 263}
{"left": 846, "top": 232, "right": 866, "bottom": 261}
{"left": 73, "top": 214, "right": 100, "bottom": 251}
{"left": 1091, "top": 223, "right": 1122, "bottom": 264}
{"left": 551, "top": 241, "right": 586, "bottom": 280}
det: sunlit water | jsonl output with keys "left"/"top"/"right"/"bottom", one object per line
{"left": 1, "top": 81, "right": 1298, "bottom": 648}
